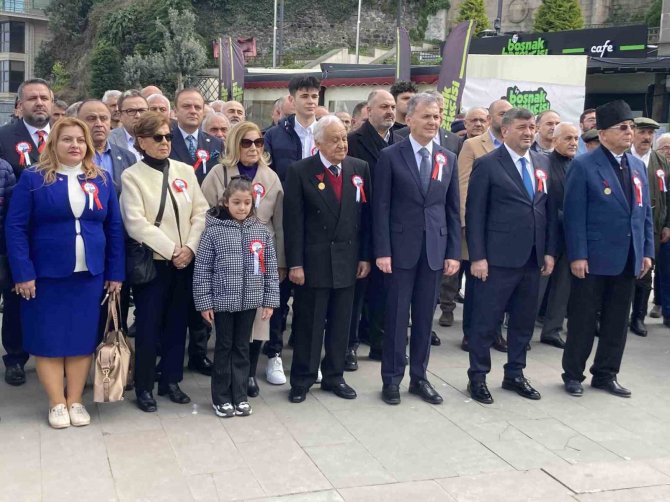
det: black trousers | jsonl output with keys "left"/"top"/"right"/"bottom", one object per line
{"left": 133, "top": 261, "right": 191, "bottom": 393}
{"left": 290, "top": 284, "right": 355, "bottom": 389}
{"left": 1, "top": 287, "right": 28, "bottom": 368}
{"left": 540, "top": 252, "right": 571, "bottom": 338}
{"left": 212, "top": 309, "right": 256, "bottom": 404}
{"left": 631, "top": 266, "right": 653, "bottom": 320}
{"left": 462, "top": 261, "right": 474, "bottom": 339}
{"left": 187, "top": 300, "right": 211, "bottom": 360}
{"left": 265, "top": 277, "right": 292, "bottom": 356}
{"left": 382, "top": 246, "right": 441, "bottom": 386}
{"left": 468, "top": 257, "right": 540, "bottom": 382}
{"left": 348, "top": 276, "right": 369, "bottom": 349}
{"left": 562, "top": 273, "right": 635, "bottom": 384}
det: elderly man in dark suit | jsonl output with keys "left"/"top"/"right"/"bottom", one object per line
{"left": 0, "top": 78, "right": 52, "bottom": 386}
{"left": 466, "top": 107, "right": 557, "bottom": 404}
{"left": 563, "top": 100, "right": 654, "bottom": 398}
{"left": 284, "top": 115, "right": 371, "bottom": 403}
{"left": 374, "top": 93, "right": 461, "bottom": 406}
{"left": 346, "top": 89, "right": 400, "bottom": 368}
{"left": 168, "top": 88, "right": 224, "bottom": 377}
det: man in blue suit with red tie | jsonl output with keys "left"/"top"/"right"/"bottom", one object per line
{"left": 374, "top": 93, "right": 461, "bottom": 406}
{"left": 465, "top": 107, "right": 557, "bottom": 404}
{"left": 562, "top": 100, "right": 654, "bottom": 398}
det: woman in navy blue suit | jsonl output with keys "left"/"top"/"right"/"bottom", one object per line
{"left": 6, "top": 117, "right": 125, "bottom": 429}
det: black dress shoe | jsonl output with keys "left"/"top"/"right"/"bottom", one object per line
{"left": 188, "top": 356, "right": 213, "bottom": 376}
{"left": 4, "top": 364, "right": 25, "bottom": 386}
{"left": 247, "top": 377, "right": 259, "bottom": 398}
{"left": 455, "top": 292, "right": 465, "bottom": 304}
{"left": 382, "top": 384, "right": 401, "bottom": 405}
{"left": 493, "top": 334, "right": 508, "bottom": 352}
{"left": 430, "top": 331, "right": 441, "bottom": 346}
{"left": 591, "top": 378, "right": 631, "bottom": 398}
{"left": 564, "top": 379, "right": 583, "bottom": 396}
{"left": 502, "top": 376, "right": 541, "bottom": 400}
{"left": 344, "top": 348, "right": 358, "bottom": 371}
{"left": 289, "top": 386, "right": 307, "bottom": 403}
{"left": 136, "top": 390, "right": 157, "bottom": 412}
{"left": 629, "top": 318, "right": 648, "bottom": 337}
{"left": 540, "top": 335, "right": 566, "bottom": 349}
{"left": 468, "top": 381, "right": 493, "bottom": 404}
{"left": 409, "top": 379, "right": 443, "bottom": 404}
{"left": 368, "top": 348, "right": 383, "bottom": 361}
{"left": 157, "top": 383, "right": 191, "bottom": 404}
{"left": 461, "top": 337, "right": 469, "bottom": 352}
{"left": 321, "top": 381, "right": 357, "bottom": 399}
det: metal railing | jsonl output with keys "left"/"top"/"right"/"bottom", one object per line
{"left": 1, "top": 0, "right": 50, "bottom": 14}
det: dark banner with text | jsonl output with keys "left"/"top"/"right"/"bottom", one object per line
{"left": 217, "top": 37, "right": 245, "bottom": 102}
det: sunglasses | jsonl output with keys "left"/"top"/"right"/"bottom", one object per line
{"left": 240, "top": 138, "right": 264, "bottom": 148}
{"left": 143, "top": 133, "right": 174, "bottom": 142}
{"left": 608, "top": 123, "right": 634, "bottom": 132}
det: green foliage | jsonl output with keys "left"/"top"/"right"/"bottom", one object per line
{"left": 410, "top": 0, "right": 451, "bottom": 41}
{"left": 51, "top": 62, "right": 70, "bottom": 93}
{"left": 533, "top": 0, "right": 584, "bottom": 32}
{"left": 456, "top": 0, "right": 490, "bottom": 35}
{"left": 34, "top": 41, "right": 55, "bottom": 80}
{"left": 646, "top": 0, "right": 662, "bottom": 27}
{"left": 44, "top": 0, "right": 95, "bottom": 44}
{"left": 89, "top": 41, "right": 123, "bottom": 99}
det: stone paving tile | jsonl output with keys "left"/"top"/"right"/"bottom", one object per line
{"left": 186, "top": 473, "right": 219, "bottom": 501}
{"left": 483, "top": 436, "right": 569, "bottom": 470}
{"left": 251, "top": 490, "right": 345, "bottom": 502}
{"left": 213, "top": 466, "right": 266, "bottom": 501}
{"left": 543, "top": 460, "right": 670, "bottom": 493}
{"left": 0, "top": 426, "right": 41, "bottom": 501}
{"left": 338, "top": 480, "right": 455, "bottom": 501}
{"left": 574, "top": 485, "right": 670, "bottom": 501}
{"left": 436, "top": 469, "right": 575, "bottom": 501}
{"left": 238, "top": 439, "right": 332, "bottom": 496}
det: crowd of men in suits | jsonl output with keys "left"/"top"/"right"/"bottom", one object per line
{"left": 1, "top": 75, "right": 665, "bottom": 407}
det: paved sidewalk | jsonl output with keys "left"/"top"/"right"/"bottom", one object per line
{"left": 2, "top": 305, "right": 670, "bottom": 501}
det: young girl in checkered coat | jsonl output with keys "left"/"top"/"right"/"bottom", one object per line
{"left": 193, "top": 177, "right": 280, "bottom": 417}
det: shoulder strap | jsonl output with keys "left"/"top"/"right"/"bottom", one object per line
{"left": 223, "top": 164, "right": 229, "bottom": 188}
{"left": 154, "top": 163, "right": 170, "bottom": 228}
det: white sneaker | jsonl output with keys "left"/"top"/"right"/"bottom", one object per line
{"left": 316, "top": 367, "right": 323, "bottom": 384}
{"left": 235, "top": 401, "right": 253, "bottom": 416}
{"left": 48, "top": 404, "right": 71, "bottom": 429}
{"left": 68, "top": 403, "right": 90, "bottom": 427}
{"left": 212, "top": 402, "right": 235, "bottom": 418}
{"left": 266, "top": 354, "right": 286, "bottom": 385}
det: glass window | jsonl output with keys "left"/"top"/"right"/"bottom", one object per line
{"left": 0, "top": 60, "right": 25, "bottom": 93}
{"left": 0, "top": 22, "right": 25, "bottom": 53}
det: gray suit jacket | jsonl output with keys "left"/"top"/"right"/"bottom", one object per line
{"left": 109, "top": 127, "right": 134, "bottom": 153}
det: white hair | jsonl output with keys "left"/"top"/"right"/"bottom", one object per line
{"left": 553, "top": 122, "right": 578, "bottom": 138}
{"left": 201, "top": 112, "right": 230, "bottom": 131}
{"left": 656, "top": 133, "right": 670, "bottom": 149}
{"left": 102, "top": 90, "right": 121, "bottom": 102}
{"left": 147, "top": 93, "right": 170, "bottom": 110}
{"left": 314, "top": 115, "right": 345, "bottom": 143}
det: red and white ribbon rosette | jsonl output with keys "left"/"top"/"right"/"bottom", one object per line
{"left": 431, "top": 152, "right": 446, "bottom": 182}
{"left": 633, "top": 175, "right": 643, "bottom": 207}
{"left": 249, "top": 240, "right": 265, "bottom": 274}
{"left": 253, "top": 182, "right": 265, "bottom": 208}
{"left": 80, "top": 181, "right": 102, "bottom": 210}
{"left": 535, "top": 169, "right": 548, "bottom": 194}
{"left": 311, "top": 145, "right": 319, "bottom": 156}
{"left": 193, "top": 149, "right": 210, "bottom": 174}
{"left": 657, "top": 169, "right": 667, "bottom": 193}
{"left": 351, "top": 175, "right": 367, "bottom": 203}
{"left": 173, "top": 179, "right": 191, "bottom": 203}
{"left": 15, "top": 142, "right": 32, "bottom": 167}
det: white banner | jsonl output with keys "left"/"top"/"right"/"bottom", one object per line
{"left": 460, "top": 55, "right": 587, "bottom": 125}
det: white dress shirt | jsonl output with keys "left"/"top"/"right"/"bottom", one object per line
{"left": 631, "top": 145, "right": 651, "bottom": 168}
{"left": 504, "top": 144, "right": 535, "bottom": 191}
{"left": 57, "top": 163, "right": 87, "bottom": 272}
{"left": 295, "top": 117, "right": 316, "bottom": 159}
{"left": 318, "top": 152, "right": 340, "bottom": 175}
{"left": 408, "top": 134, "right": 434, "bottom": 172}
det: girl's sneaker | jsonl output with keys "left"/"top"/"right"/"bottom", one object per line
{"left": 212, "top": 402, "right": 235, "bottom": 418}
{"left": 235, "top": 401, "right": 253, "bottom": 416}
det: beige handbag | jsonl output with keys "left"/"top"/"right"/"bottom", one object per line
{"left": 94, "top": 292, "right": 133, "bottom": 403}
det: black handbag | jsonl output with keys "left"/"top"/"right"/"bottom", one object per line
{"left": 125, "top": 164, "right": 170, "bottom": 285}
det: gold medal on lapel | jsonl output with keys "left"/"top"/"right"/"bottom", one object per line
{"left": 318, "top": 182, "right": 326, "bottom": 190}
{"left": 604, "top": 188, "right": 612, "bottom": 195}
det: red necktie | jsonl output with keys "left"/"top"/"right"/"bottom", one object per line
{"left": 36, "top": 131, "right": 46, "bottom": 154}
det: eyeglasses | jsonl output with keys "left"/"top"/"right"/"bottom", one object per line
{"left": 240, "top": 138, "right": 264, "bottom": 149}
{"left": 141, "top": 133, "right": 174, "bottom": 142}
{"left": 608, "top": 123, "right": 634, "bottom": 132}
{"left": 122, "top": 108, "right": 148, "bottom": 116}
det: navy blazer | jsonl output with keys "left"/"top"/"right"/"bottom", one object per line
{"left": 373, "top": 139, "right": 460, "bottom": 271}
{"left": 5, "top": 169, "right": 125, "bottom": 284}
{"left": 108, "top": 143, "right": 136, "bottom": 194}
{"left": 169, "top": 125, "right": 223, "bottom": 185}
{"left": 465, "top": 146, "right": 557, "bottom": 268}
{"left": 0, "top": 120, "right": 41, "bottom": 178}
{"left": 564, "top": 146, "right": 654, "bottom": 276}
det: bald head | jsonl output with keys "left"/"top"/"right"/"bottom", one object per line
{"left": 488, "top": 99, "right": 512, "bottom": 137}
{"left": 141, "top": 85, "right": 162, "bottom": 98}
{"left": 552, "top": 122, "right": 579, "bottom": 158}
{"left": 464, "top": 107, "right": 488, "bottom": 138}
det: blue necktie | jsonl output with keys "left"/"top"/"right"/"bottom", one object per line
{"left": 186, "top": 135, "right": 196, "bottom": 160}
{"left": 418, "top": 147, "right": 431, "bottom": 192}
{"left": 520, "top": 157, "right": 534, "bottom": 200}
